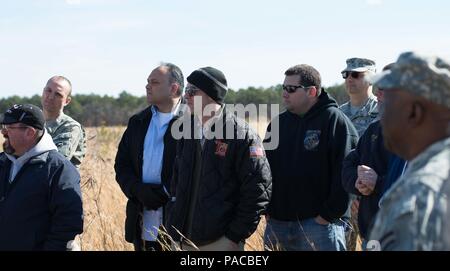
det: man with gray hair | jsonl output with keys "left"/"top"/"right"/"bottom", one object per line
{"left": 115, "top": 63, "right": 184, "bottom": 251}
{"left": 369, "top": 52, "right": 450, "bottom": 250}
{"left": 340, "top": 58, "right": 378, "bottom": 136}
{"left": 41, "top": 76, "right": 86, "bottom": 168}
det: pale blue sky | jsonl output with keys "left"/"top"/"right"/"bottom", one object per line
{"left": 1, "top": 0, "right": 449, "bottom": 98}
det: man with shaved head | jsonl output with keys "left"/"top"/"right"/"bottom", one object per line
{"left": 41, "top": 76, "right": 86, "bottom": 168}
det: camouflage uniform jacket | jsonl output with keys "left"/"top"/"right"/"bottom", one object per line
{"left": 369, "top": 137, "right": 450, "bottom": 250}
{"left": 45, "top": 112, "right": 86, "bottom": 168}
{"left": 339, "top": 95, "right": 378, "bottom": 136}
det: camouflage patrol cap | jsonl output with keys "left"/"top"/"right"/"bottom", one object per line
{"left": 342, "top": 57, "right": 376, "bottom": 73}
{"left": 372, "top": 52, "right": 450, "bottom": 108}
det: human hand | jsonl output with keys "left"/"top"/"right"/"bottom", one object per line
{"left": 133, "top": 183, "right": 169, "bottom": 210}
{"left": 355, "top": 178, "right": 373, "bottom": 196}
{"left": 357, "top": 165, "right": 378, "bottom": 195}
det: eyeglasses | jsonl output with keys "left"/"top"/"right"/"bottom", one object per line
{"left": 342, "top": 71, "right": 363, "bottom": 79}
{"left": 1, "top": 124, "right": 29, "bottom": 132}
{"left": 282, "top": 84, "right": 311, "bottom": 93}
{"left": 185, "top": 85, "right": 200, "bottom": 96}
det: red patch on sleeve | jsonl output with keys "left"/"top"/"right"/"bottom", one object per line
{"left": 215, "top": 140, "right": 228, "bottom": 157}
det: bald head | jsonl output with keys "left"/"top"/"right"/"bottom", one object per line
{"left": 47, "top": 76, "right": 72, "bottom": 96}
{"left": 42, "top": 76, "right": 73, "bottom": 120}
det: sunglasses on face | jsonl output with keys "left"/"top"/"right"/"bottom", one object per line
{"left": 342, "top": 71, "right": 364, "bottom": 79}
{"left": 282, "top": 84, "right": 311, "bottom": 93}
{"left": 185, "top": 85, "right": 200, "bottom": 96}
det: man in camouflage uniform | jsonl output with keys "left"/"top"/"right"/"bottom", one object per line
{"left": 369, "top": 52, "right": 450, "bottom": 250}
{"left": 340, "top": 57, "right": 378, "bottom": 136}
{"left": 41, "top": 76, "right": 86, "bottom": 168}
{"left": 340, "top": 58, "right": 378, "bottom": 250}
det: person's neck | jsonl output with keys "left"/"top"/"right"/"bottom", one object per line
{"left": 154, "top": 98, "right": 180, "bottom": 113}
{"left": 12, "top": 141, "right": 36, "bottom": 158}
{"left": 201, "top": 104, "right": 222, "bottom": 124}
{"left": 44, "top": 110, "right": 63, "bottom": 121}
{"left": 293, "top": 99, "right": 318, "bottom": 116}
{"left": 349, "top": 89, "right": 372, "bottom": 107}
{"left": 405, "top": 132, "right": 449, "bottom": 161}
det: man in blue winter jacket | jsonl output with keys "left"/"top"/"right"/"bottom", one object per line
{"left": 0, "top": 104, "right": 83, "bottom": 250}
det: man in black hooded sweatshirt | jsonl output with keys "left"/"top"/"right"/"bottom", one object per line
{"left": 263, "top": 64, "right": 358, "bottom": 251}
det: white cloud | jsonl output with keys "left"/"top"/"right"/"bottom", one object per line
{"left": 366, "top": 0, "right": 383, "bottom": 6}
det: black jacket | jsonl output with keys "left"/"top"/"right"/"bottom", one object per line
{"left": 265, "top": 91, "right": 358, "bottom": 222}
{"left": 114, "top": 105, "right": 181, "bottom": 243}
{"left": 341, "top": 120, "right": 390, "bottom": 238}
{"left": 0, "top": 150, "right": 83, "bottom": 251}
{"left": 166, "top": 108, "right": 272, "bottom": 245}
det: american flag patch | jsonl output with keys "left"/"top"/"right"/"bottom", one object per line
{"left": 249, "top": 145, "right": 264, "bottom": 158}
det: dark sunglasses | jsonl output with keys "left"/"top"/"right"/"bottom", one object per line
{"left": 185, "top": 85, "right": 200, "bottom": 96}
{"left": 282, "top": 84, "right": 311, "bottom": 93}
{"left": 341, "top": 71, "right": 363, "bottom": 79}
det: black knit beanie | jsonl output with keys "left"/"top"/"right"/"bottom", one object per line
{"left": 186, "top": 67, "right": 228, "bottom": 104}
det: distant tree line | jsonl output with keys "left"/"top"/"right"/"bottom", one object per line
{"left": 0, "top": 84, "right": 348, "bottom": 127}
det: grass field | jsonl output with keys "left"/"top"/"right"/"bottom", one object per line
{"left": 0, "top": 119, "right": 269, "bottom": 251}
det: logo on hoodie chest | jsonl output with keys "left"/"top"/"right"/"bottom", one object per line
{"left": 304, "top": 130, "right": 321, "bottom": 151}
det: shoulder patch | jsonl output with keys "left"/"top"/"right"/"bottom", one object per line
{"left": 249, "top": 145, "right": 264, "bottom": 158}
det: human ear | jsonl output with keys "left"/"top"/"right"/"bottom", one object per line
{"left": 409, "top": 101, "right": 425, "bottom": 128}
{"left": 308, "top": 87, "right": 318, "bottom": 97}
{"left": 65, "top": 96, "right": 72, "bottom": 106}
{"left": 170, "top": 83, "right": 180, "bottom": 97}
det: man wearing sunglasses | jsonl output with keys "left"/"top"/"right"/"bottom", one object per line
{"left": 339, "top": 57, "right": 378, "bottom": 250}
{"left": 263, "top": 64, "right": 358, "bottom": 251}
{"left": 340, "top": 58, "right": 378, "bottom": 137}
{"left": 0, "top": 104, "right": 83, "bottom": 250}
{"left": 341, "top": 64, "right": 408, "bottom": 250}
{"left": 369, "top": 52, "right": 450, "bottom": 250}
{"left": 115, "top": 63, "right": 184, "bottom": 251}
{"left": 166, "top": 67, "right": 272, "bottom": 251}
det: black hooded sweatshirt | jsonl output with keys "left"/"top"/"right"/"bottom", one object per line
{"left": 265, "top": 90, "right": 358, "bottom": 222}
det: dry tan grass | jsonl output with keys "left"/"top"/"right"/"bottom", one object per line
{"left": 78, "top": 126, "right": 134, "bottom": 250}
